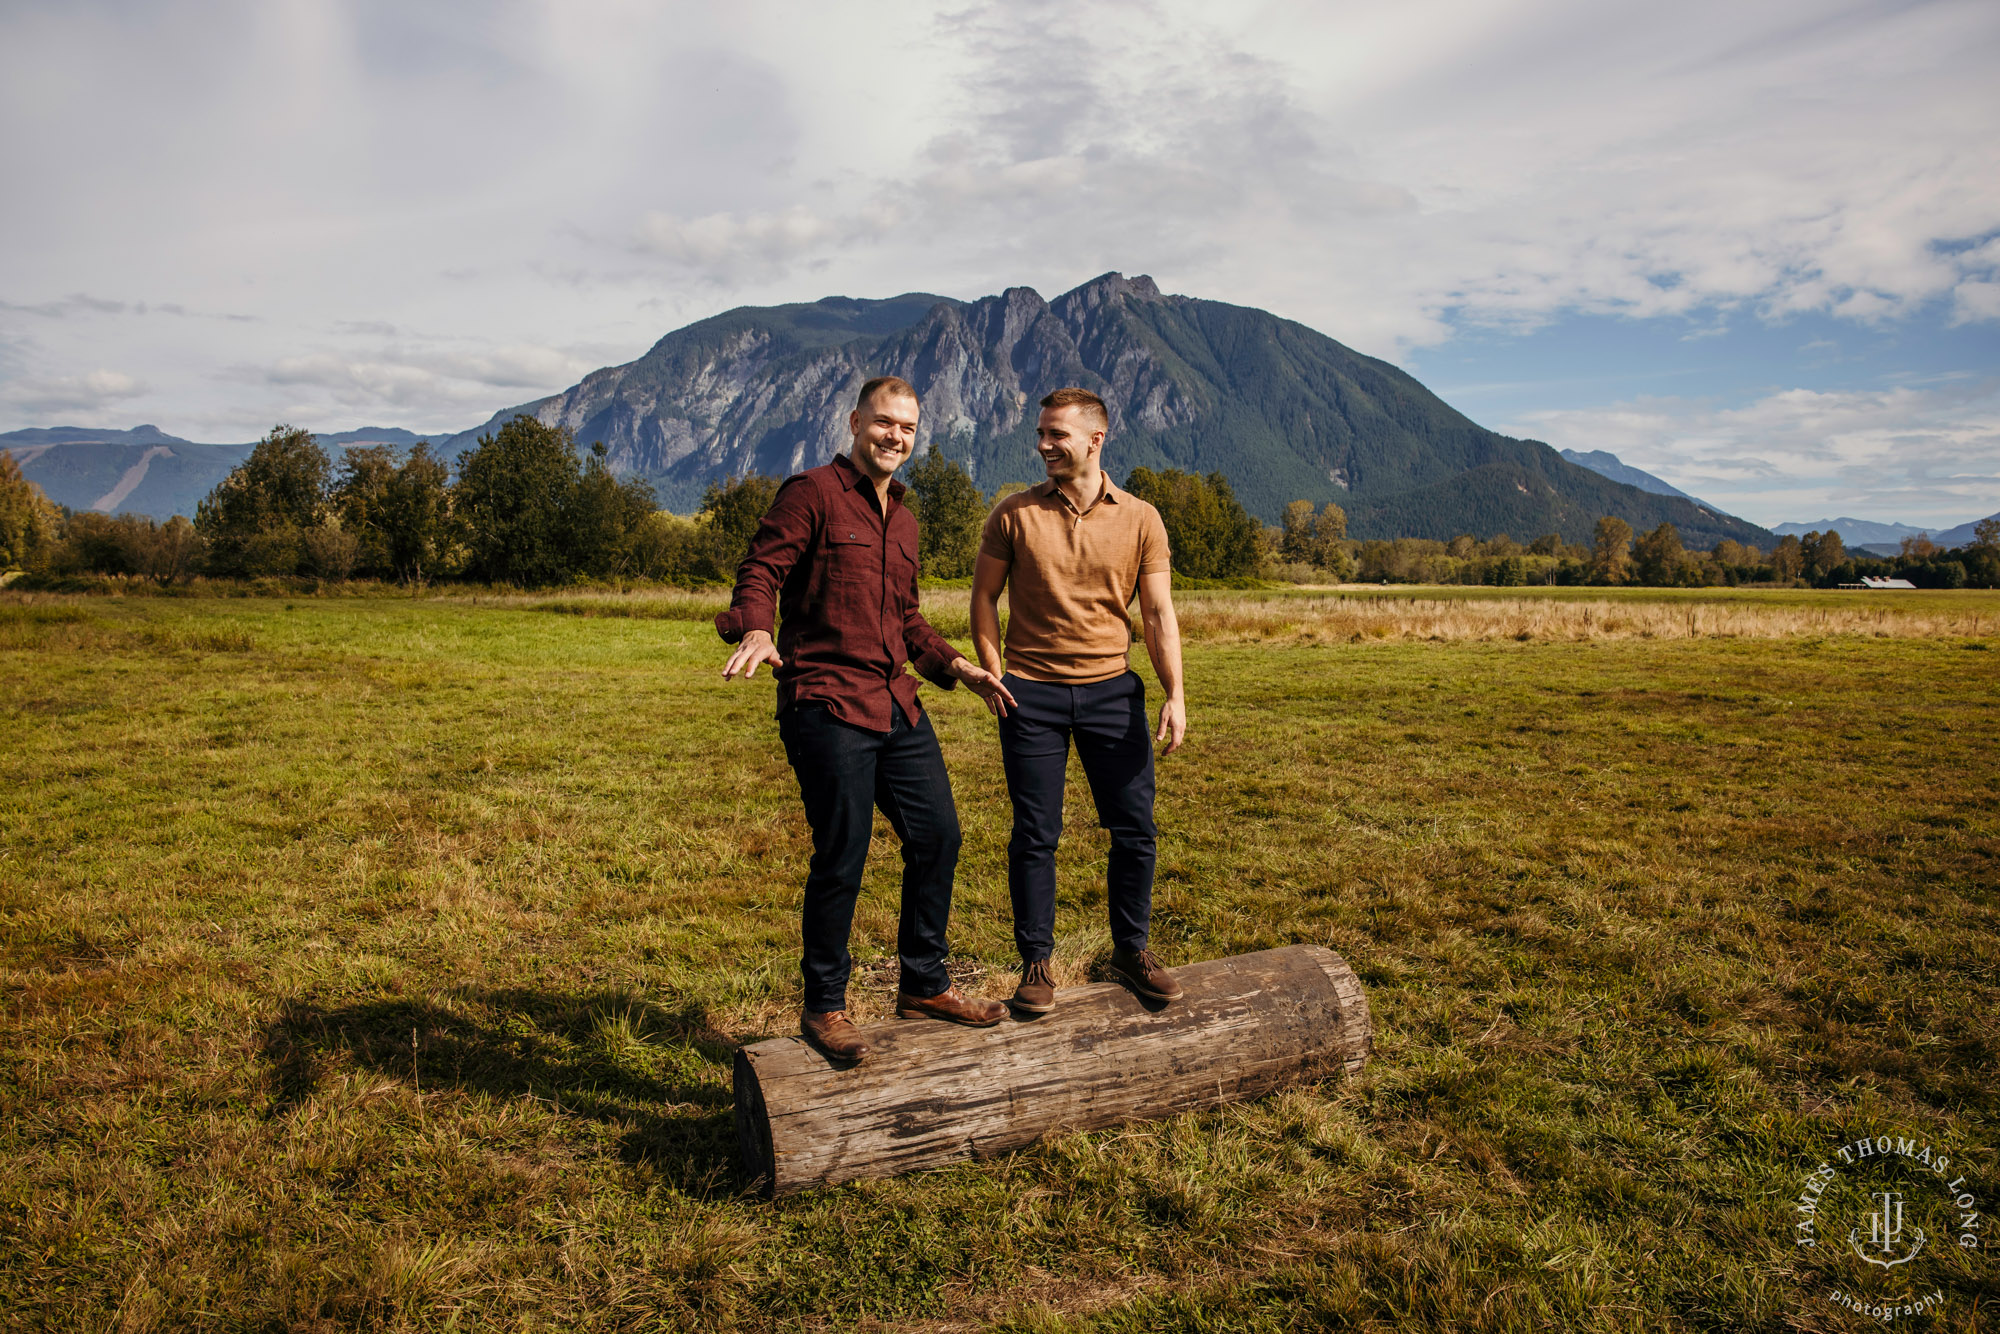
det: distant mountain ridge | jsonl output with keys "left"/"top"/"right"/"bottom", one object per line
{"left": 1559, "top": 449, "right": 1700, "bottom": 503}
{"left": 1768, "top": 514, "right": 1999, "bottom": 549}
{"left": 435, "top": 272, "right": 1772, "bottom": 546}
{"left": 7, "top": 274, "right": 1781, "bottom": 546}
{"left": 1, "top": 424, "right": 417, "bottom": 519}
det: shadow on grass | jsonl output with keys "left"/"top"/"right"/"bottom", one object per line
{"left": 260, "top": 988, "right": 745, "bottom": 1194}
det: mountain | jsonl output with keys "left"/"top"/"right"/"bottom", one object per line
{"left": 317, "top": 427, "right": 433, "bottom": 447}
{"left": 1923, "top": 513, "right": 1998, "bottom": 548}
{"left": 1, "top": 425, "right": 418, "bottom": 519}
{"left": 441, "top": 272, "right": 1772, "bottom": 546}
{"left": 4, "top": 275, "right": 1782, "bottom": 546}
{"left": 2, "top": 426, "right": 255, "bottom": 518}
{"left": 1770, "top": 516, "right": 1933, "bottom": 545}
{"left": 1559, "top": 449, "right": 1698, "bottom": 502}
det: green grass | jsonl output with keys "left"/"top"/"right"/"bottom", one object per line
{"left": 2, "top": 589, "right": 1996, "bottom": 1331}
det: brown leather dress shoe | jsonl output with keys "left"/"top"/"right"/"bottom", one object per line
{"left": 1010, "top": 958, "right": 1056, "bottom": 1015}
{"left": 800, "top": 1009, "right": 871, "bottom": 1062}
{"left": 895, "top": 984, "right": 1006, "bottom": 1027}
{"left": 1108, "top": 947, "right": 1184, "bottom": 1003}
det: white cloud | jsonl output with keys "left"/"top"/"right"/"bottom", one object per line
{"left": 243, "top": 336, "right": 598, "bottom": 415}
{"left": 2, "top": 368, "right": 149, "bottom": 415}
{"left": 0, "top": 0, "right": 1994, "bottom": 510}
{"left": 1951, "top": 281, "right": 2000, "bottom": 324}
{"left": 1505, "top": 379, "right": 2000, "bottom": 528}
{"left": 635, "top": 206, "right": 881, "bottom": 286}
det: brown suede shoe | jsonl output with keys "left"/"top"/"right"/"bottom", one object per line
{"left": 895, "top": 984, "right": 1006, "bottom": 1027}
{"left": 800, "top": 1009, "right": 871, "bottom": 1063}
{"left": 1108, "top": 947, "right": 1184, "bottom": 1003}
{"left": 1010, "top": 958, "right": 1056, "bottom": 1016}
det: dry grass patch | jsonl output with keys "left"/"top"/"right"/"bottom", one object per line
{"left": 1174, "top": 590, "right": 1999, "bottom": 643}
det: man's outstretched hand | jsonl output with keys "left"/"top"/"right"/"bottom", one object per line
{"left": 723, "top": 629, "right": 784, "bottom": 680}
{"left": 953, "top": 659, "right": 1018, "bottom": 717}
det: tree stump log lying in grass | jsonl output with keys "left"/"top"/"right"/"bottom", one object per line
{"left": 733, "top": 944, "right": 1371, "bottom": 1198}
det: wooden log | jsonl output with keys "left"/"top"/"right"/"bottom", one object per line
{"left": 733, "top": 944, "right": 1370, "bottom": 1197}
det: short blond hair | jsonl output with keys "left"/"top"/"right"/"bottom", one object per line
{"left": 857, "top": 375, "right": 918, "bottom": 412}
{"left": 1040, "top": 387, "right": 1107, "bottom": 431}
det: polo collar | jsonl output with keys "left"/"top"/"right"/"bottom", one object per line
{"left": 1037, "top": 476, "right": 1122, "bottom": 512}
{"left": 834, "top": 450, "right": 906, "bottom": 502}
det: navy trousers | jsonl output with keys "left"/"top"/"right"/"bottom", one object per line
{"left": 777, "top": 702, "right": 959, "bottom": 1012}
{"left": 997, "top": 671, "right": 1157, "bottom": 962}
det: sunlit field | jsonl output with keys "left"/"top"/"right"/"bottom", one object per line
{"left": 3, "top": 586, "right": 1996, "bottom": 1331}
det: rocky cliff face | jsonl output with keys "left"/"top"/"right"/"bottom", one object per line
{"left": 440, "top": 272, "right": 1771, "bottom": 546}
{"left": 6, "top": 274, "right": 1773, "bottom": 544}
{"left": 442, "top": 273, "right": 1203, "bottom": 499}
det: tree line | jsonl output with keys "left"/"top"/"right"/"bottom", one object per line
{"left": 1269, "top": 513, "right": 1999, "bottom": 590}
{"left": 0, "top": 420, "right": 1278, "bottom": 589}
{"left": 5, "top": 420, "right": 1995, "bottom": 590}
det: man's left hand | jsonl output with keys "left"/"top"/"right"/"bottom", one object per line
{"left": 1156, "top": 695, "right": 1186, "bottom": 754}
{"left": 953, "top": 659, "right": 1018, "bottom": 717}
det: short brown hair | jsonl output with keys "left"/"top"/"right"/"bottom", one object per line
{"left": 1039, "top": 387, "right": 1108, "bottom": 431}
{"left": 856, "top": 375, "right": 918, "bottom": 412}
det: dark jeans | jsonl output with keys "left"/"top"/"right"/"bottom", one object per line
{"left": 998, "top": 671, "right": 1157, "bottom": 962}
{"left": 777, "top": 701, "right": 960, "bottom": 1013}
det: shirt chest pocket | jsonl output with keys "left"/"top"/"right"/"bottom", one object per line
{"left": 824, "top": 527, "right": 883, "bottom": 583}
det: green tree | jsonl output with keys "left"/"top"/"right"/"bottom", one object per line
{"left": 1314, "top": 501, "right": 1347, "bottom": 549}
{"left": 0, "top": 453, "right": 61, "bottom": 571}
{"left": 1971, "top": 516, "right": 1999, "bottom": 552}
{"left": 1279, "top": 501, "right": 1317, "bottom": 564}
{"left": 1632, "top": 522, "right": 1684, "bottom": 586}
{"left": 55, "top": 512, "right": 139, "bottom": 575}
{"left": 196, "top": 424, "right": 331, "bottom": 576}
{"left": 627, "top": 510, "right": 701, "bottom": 583}
{"left": 1800, "top": 529, "right": 1846, "bottom": 583}
{"left": 333, "top": 444, "right": 399, "bottom": 577}
{"left": 567, "top": 443, "right": 659, "bottom": 578}
{"left": 380, "top": 443, "right": 455, "bottom": 586}
{"left": 1279, "top": 500, "right": 1347, "bottom": 570}
{"left": 1123, "top": 467, "right": 1260, "bottom": 579}
{"left": 454, "top": 416, "right": 583, "bottom": 586}
{"left": 1590, "top": 516, "right": 1633, "bottom": 585}
{"left": 1771, "top": 534, "right": 1804, "bottom": 583}
{"left": 133, "top": 515, "right": 203, "bottom": 586}
{"left": 902, "top": 448, "right": 984, "bottom": 579}
{"left": 695, "top": 474, "right": 783, "bottom": 583}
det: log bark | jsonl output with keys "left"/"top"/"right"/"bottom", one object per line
{"left": 733, "top": 944, "right": 1370, "bottom": 1197}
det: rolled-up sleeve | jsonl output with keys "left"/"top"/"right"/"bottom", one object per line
{"left": 715, "top": 476, "right": 816, "bottom": 643}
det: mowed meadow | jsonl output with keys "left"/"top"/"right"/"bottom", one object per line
{"left": 2, "top": 585, "right": 1997, "bottom": 1332}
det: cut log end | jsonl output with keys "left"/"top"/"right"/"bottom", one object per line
{"left": 733, "top": 944, "right": 1371, "bottom": 1197}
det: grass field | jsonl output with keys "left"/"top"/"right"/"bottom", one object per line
{"left": 3, "top": 586, "right": 1997, "bottom": 1331}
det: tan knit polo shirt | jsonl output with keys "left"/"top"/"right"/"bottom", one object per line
{"left": 978, "top": 478, "right": 1173, "bottom": 683}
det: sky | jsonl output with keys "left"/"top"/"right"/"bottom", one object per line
{"left": 2, "top": 0, "right": 1997, "bottom": 530}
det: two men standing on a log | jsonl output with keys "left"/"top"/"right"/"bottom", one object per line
{"left": 717, "top": 377, "right": 1186, "bottom": 1063}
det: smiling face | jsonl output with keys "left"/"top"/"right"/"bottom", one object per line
{"left": 847, "top": 390, "right": 919, "bottom": 484}
{"left": 1035, "top": 403, "right": 1105, "bottom": 481}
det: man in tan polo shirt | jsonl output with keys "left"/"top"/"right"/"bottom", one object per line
{"left": 970, "top": 387, "right": 1188, "bottom": 1015}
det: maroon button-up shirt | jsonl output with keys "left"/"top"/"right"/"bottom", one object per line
{"left": 715, "top": 453, "right": 966, "bottom": 732}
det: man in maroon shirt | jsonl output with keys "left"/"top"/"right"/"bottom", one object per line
{"left": 717, "top": 376, "right": 1016, "bottom": 1063}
